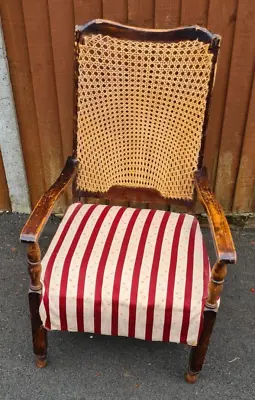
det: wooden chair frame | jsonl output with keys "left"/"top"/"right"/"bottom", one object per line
{"left": 20, "top": 20, "right": 236, "bottom": 383}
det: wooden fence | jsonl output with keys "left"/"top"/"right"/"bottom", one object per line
{"left": 1, "top": 0, "right": 255, "bottom": 213}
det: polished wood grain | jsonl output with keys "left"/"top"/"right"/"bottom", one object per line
{"left": 207, "top": 261, "right": 227, "bottom": 307}
{"left": 78, "top": 19, "right": 218, "bottom": 44}
{"left": 185, "top": 311, "right": 216, "bottom": 383}
{"left": 185, "top": 166, "right": 236, "bottom": 382}
{"left": 76, "top": 186, "right": 193, "bottom": 208}
{"left": 186, "top": 259, "right": 228, "bottom": 382}
{"left": 20, "top": 157, "right": 78, "bottom": 243}
{"left": 194, "top": 167, "right": 236, "bottom": 263}
{"left": 27, "top": 242, "right": 47, "bottom": 367}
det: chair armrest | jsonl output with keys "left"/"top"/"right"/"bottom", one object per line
{"left": 194, "top": 168, "right": 237, "bottom": 264}
{"left": 20, "top": 157, "right": 78, "bottom": 243}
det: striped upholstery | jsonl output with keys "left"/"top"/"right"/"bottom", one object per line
{"left": 40, "top": 203, "right": 210, "bottom": 345}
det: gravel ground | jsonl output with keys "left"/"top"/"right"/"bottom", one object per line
{"left": 0, "top": 212, "right": 254, "bottom": 400}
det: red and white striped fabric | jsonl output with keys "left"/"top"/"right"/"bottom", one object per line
{"left": 40, "top": 203, "right": 210, "bottom": 345}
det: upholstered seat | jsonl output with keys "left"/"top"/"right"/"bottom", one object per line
{"left": 40, "top": 203, "right": 210, "bottom": 346}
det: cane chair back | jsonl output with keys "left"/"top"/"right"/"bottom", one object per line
{"left": 74, "top": 21, "right": 220, "bottom": 203}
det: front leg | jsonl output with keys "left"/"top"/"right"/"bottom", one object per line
{"left": 185, "top": 261, "right": 227, "bottom": 383}
{"left": 27, "top": 242, "right": 47, "bottom": 367}
{"left": 185, "top": 310, "right": 216, "bottom": 383}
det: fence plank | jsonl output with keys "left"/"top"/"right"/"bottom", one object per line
{"left": 1, "top": 0, "right": 45, "bottom": 208}
{"left": 22, "top": 0, "right": 64, "bottom": 193}
{"left": 233, "top": 73, "right": 255, "bottom": 212}
{"left": 128, "top": 0, "right": 154, "bottom": 27}
{"left": 48, "top": 0, "right": 74, "bottom": 162}
{"left": 155, "top": 0, "right": 181, "bottom": 28}
{"left": 181, "top": 0, "right": 209, "bottom": 213}
{"left": 204, "top": 0, "right": 238, "bottom": 187}
{"left": 214, "top": 0, "right": 255, "bottom": 211}
{"left": 0, "top": 150, "right": 11, "bottom": 211}
{"left": 73, "top": 0, "right": 102, "bottom": 25}
{"left": 103, "top": 0, "right": 128, "bottom": 23}
{"left": 2, "top": 0, "right": 255, "bottom": 215}
{"left": 48, "top": 0, "right": 75, "bottom": 205}
{"left": 181, "top": 0, "right": 209, "bottom": 26}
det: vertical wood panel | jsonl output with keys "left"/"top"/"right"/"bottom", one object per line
{"left": 128, "top": 0, "right": 155, "bottom": 27}
{"left": 103, "top": 0, "right": 128, "bottom": 23}
{"left": 215, "top": 0, "right": 255, "bottom": 211}
{"left": 73, "top": 0, "right": 102, "bottom": 25}
{"left": 22, "top": 0, "right": 64, "bottom": 191}
{"left": 2, "top": 0, "right": 255, "bottom": 214}
{"left": 181, "top": 0, "right": 209, "bottom": 213}
{"left": 0, "top": 150, "right": 11, "bottom": 211}
{"left": 48, "top": 0, "right": 74, "bottom": 162}
{"left": 181, "top": 0, "right": 209, "bottom": 26}
{"left": 204, "top": 0, "right": 238, "bottom": 186}
{"left": 155, "top": 0, "right": 181, "bottom": 28}
{"left": 233, "top": 73, "right": 255, "bottom": 212}
{"left": 1, "top": 0, "right": 45, "bottom": 207}
{"left": 48, "top": 0, "right": 75, "bottom": 205}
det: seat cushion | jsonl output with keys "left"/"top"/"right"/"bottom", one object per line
{"left": 40, "top": 203, "right": 210, "bottom": 345}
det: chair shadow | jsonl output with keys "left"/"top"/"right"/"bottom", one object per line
{"left": 47, "top": 329, "right": 189, "bottom": 381}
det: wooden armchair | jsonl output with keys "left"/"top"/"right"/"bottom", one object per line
{"left": 20, "top": 20, "right": 236, "bottom": 383}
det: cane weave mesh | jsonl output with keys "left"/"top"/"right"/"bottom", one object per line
{"left": 76, "top": 34, "right": 213, "bottom": 200}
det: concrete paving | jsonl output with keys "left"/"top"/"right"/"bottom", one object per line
{"left": 0, "top": 212, "right": 254, "bottom": 400}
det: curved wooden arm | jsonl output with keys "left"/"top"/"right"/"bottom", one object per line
{"left": 194, "top": 168, "right": 236, "bottom": 264}
{"left": 20, "top": 157, "right": 78, "bottom": 243}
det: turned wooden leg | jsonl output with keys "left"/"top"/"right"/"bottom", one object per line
{"left": 185, "top": 261, "right": 227, "bottom": 383}
{"left": 27, "top": 243, "right": 47, "bottom": 368}
{"left": 28, "top": 292, "right": 48, "bottom": 367}
{"left": 185, "top": 311, "right": 216, "bottom": 383}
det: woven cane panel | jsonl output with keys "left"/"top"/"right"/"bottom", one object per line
{"left": 76, "top": 34, "right": 213, "bottom": 200}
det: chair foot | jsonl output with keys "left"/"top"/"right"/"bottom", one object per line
{"left": 36, "top": 356, "right": 47, "bottom": 368}
{"left": 185, "top": 370, "right": 199, "bottom": 384}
